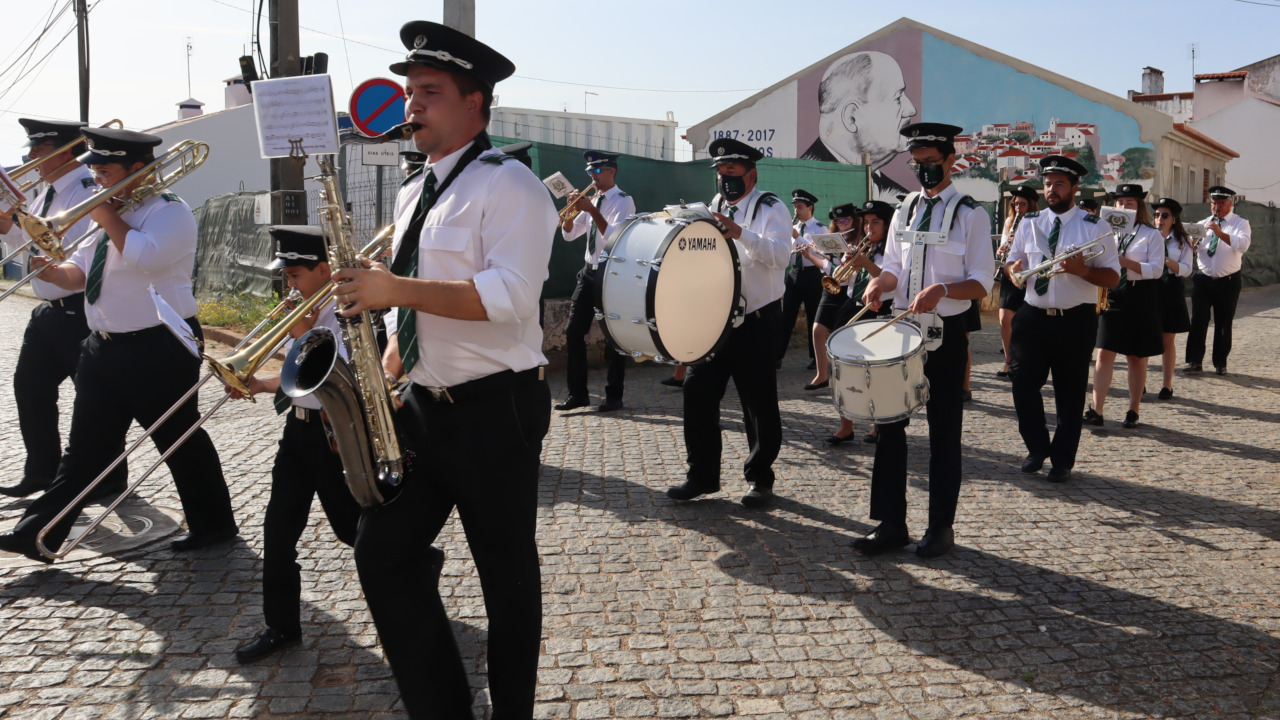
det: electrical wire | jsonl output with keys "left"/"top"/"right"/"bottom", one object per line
{"left": 332, "top": 0, "right": 354, "bottom": 87}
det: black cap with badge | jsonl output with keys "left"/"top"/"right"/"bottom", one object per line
{"left": 1009, "top": 186, "right": 1039, "bottom": 203}
{"left": 18, "top": 118, "right": 87, "bottom": 148}
{"left": 1151, "top": 197, "right": 1183, "bottom": 215}
{"left": 900, "top": 122, "right": 963, "bottom": 151}
{"left": 1039, "top": 155, "right": 1088, "bottom": 180}
{"left": 829, "top": 203, "right": 859, "bottom": 221}
{"left": 389, "top": 21, "right": 514, "bottom": 89}
{"left": 399, "top": 150, "right": 427, "bottom": 174}
{"left": 1113, "top": 183, "right": 1146, "bottom": 200}
{"left": 584, "top": 150, "right": 619, "bottom": 170}
{"left": 77, "top": 127, "right": 163, "bottom": 166}
{"left": 792, "top": 189, "right": 818, "bottom": 206}
{"left": 1207, "top": 185, "right": 1235, "bottom": 200}
{"left": 860, "top": 200, "right": 895, "bottom": 223}
{"left": 708, "top": 138, "right": 763, "bottom": 168}
{"left": 266, "top": 225, "right": 328, "bottom": 270}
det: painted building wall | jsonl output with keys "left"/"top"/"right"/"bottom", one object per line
{"left": 1194, "top": 98, "right": 1280, "bottom": 207}
{"left": 1194, "top": 80, "right": 1247, "bottom": 120}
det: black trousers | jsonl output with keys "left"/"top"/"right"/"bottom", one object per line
{"left": 262, "top": 412, "right": 359, "bottom": 637}
{"left": 1010, "top": 304, "right": 1097, "bottom": 471}
{"left": 565, "top": 265, "right": 625, "bottom": 400}
{"left": 1187, "top": 271, "right": 1242, "bottom": 369}
{"left": 354, "top": 372, "right": 550, "bottom": 720}
{"left": 868, "top": 314, "right": 968, "bottom": 530}
{"left": 13, "top": 321, "right": 235, "bottom": 551}
{"left": 778, "top": 265, "right": 822, "bottom": 359}
{"left": 13, "top": 295, "right": 107, "bottom": 483}
{"left": 683, "top": 300, "right": 782, "bottom": 488}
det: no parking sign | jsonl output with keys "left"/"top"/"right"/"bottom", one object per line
{"left": 349, "top": 78, "right": 407, "bottom": 137}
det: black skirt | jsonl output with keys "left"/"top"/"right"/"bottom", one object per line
{"left": 998, "top": 275, "right": 1025, "bottom": 311}
{"left": 1158, "top": 274, "right": 1191, "bottom": 334}
{"left": 813, "top": 289, "right": 850, "bottom": 330}
{"left": 1097, "top": 279, "right": 1163, "bottom": 357}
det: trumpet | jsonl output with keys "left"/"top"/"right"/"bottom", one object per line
{"left": 822, "top": 238, "right": 871, "bottom": 294}
{"left": 7, "top": 119, "right": 124, "bottom": 197}
{"left": 1011, "top": 239, "right": 1106, "bottom": 285}
{"left": 34, "top": 228, "right": 395, "bottom": 559}
{"left": 559, "top": 182, "right": 600, "bottom": 223}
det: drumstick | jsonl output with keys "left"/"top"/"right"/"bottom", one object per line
{"left": 861, "top": 310, "right": 914, "bottom": 340}
{"left": 841, "top": 302, "right": 876, "bottom": 328}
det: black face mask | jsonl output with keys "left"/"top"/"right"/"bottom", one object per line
{"left": 717, "top": 173, "right": 747, "bottom": 202}
{"left": 913, "top": 161, "right": 946, "bottom": 190}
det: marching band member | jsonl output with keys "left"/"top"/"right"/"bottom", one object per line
{"left": 995, "top": 186, "right": 1038, "bottom": 379}
{"left": 328, "top": 22, "right": 556, "bottom": 719}
{"left": 807, "top": 202, "right": 861, "bottom": 391}
{"left": 0, "top": 119, "right": 127, "bottom": 500}
{"left": 667, "top": 137, "right": 790, "bottom": 509}
{"left": 824, "top": 200, "right": 895, "bottom": 446}
{"left": 1086, "top": 184, "right": 1165, "bottom": 429}
{"left": 1185, "top": 185, "right": 1251, "bottom": 376}
{"left": 779, "top": 188, "right": 825, "bottom": 369}
{"left": 1006, "top": 156, "right": 1119, "bottom": 483}
{"left": 851, "top": 123, "right": 994, "bottom": 559}
{"left": 556, "top": 150, "right": 635, "bottom": 412}
{"left": 0, "top": 127, "right": 237, "bottom": 563}
{"left": 229, "top": 226, "right": 361, "bottom": 664}
{"left": 1153, "top": 198, "right": 1193, "bottom": 399}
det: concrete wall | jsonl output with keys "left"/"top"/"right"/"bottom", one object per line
{"left": 1194, "top": 80, "right": 1246, "bottom": 120}
{"left": 1241, "top": 55, "right": 1280, "bottom": 101}
{"left": 1156, "top": 132, "right": 1230, "bottom": 205}
{"left": 1193, "top": 99, "right": 1280, "bottom": 208}
{"left": 1184, "top": 200, "right": 1280, "bottom": 288}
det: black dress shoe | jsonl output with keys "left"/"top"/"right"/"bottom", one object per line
{"left": 850, "top": 523, "right": 910, "bottom": 556}
{"left": 659, "top": 377, "right": 684, "bottom": 388}
{"left": 825, "top": 432, "right": 855, "bottom": 446}
{"left": 1182, "top": 362, "right": 1202, "bottom": 373}
{"left": 995, "top": 369, "right": 1010, "bottom": 379}
{"left": 1158, "top": 387, "right": 1173, "bottom": 400}
{"left": 1020, "top": 454, "right": 1046, "bottom": 473}
{"left": 863, "top": 431, "right": 879, "bottom": 445}
{"left": 740, "top": 484, "right": 773, "bottom": 509}
{"left": 0, "top": 533, "right": 53, "bottom": 564}
{"left": 962, "top": 391, "right": 973, "bottom": 404}
{"left": 0, "top": 476, "right": 52, "bottom": 498}
{"left": 1046, "top": 466, "right": 1073, "bottom": 483}
{"left": 667, "top": 479, "right": 719, "bottom": 502}
{"left": 234, "top": 628, "right": 301, "bottom": 664}
{"left": 916, "top": 526, "right": 955, "bottom": 559}
{"left": 803, "top": 380, "right": 829, "bottom": 390}
{"left": 597, "top": 398, "right": 623, "bottom": 412}
{"left": 170, "top": 527, "right": 238, "bottom": 552}
{"left": 1083, "top": 408, "right": 1104, "bottom": 426}
{"left": 554, "top": 396, "right": 590, "bottom": 411}
{"left": 1122, "top": 410, "right": 1139, "bottom": 429}
{"left": 1215, "top": 366, "right": 1227, "bottom": 376}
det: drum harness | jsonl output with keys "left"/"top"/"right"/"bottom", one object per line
{"left": 892, "top": 191, "right": 974, "bottom": 348}
{"left": 716, "top": 191, "right": 782, "bottom": 328}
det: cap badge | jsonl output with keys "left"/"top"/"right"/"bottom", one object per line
{"left": 414, "top": 34, "right": 427, "bottom": 49}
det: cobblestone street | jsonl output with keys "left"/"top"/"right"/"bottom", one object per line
{"left": 1, "top": 287, "right": 1278, "bottom": 719}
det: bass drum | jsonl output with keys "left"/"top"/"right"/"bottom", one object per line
{"left": 595, "top": 213, "right": 741, "bottom": 365}
{"left": 827, "top": 318, "right": 929, "bottom": 423}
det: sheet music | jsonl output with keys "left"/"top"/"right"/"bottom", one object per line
{"left": 542, "top": 172, "right": 576, "bottom": 199}
{"left": 0, "top": 165, "right": 26, "bottom": 215}
{"left": 151, "top": 286, "right": 202, "bottom": 359}
{"left": 808, "top": 233, "right": 852, "bottom": 255}
{"left": 252, "top": 75, "right": 340, "bottom": 158}
{"left": 663, "top": 202, "right": 714, "bottom": 221}
{"left": 1098, "top": 206, "right": 1136, "bottom": 238}
{"left": 1186, "top": 223, "right": 1207, "bottom": 241}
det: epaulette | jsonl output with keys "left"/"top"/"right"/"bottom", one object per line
{"left": 617, "top": 190, "right": 630, "bottom": 197}
{"left": 401, "top": 168, "right": 423, "bottom": 187}
{"left": 161, "top": 192, "right": 180, "bottom": 203}
{"left": 759, "top": 193, "right": 780, "bottom": 207}
{"left": 81, "top": 177, "right": 95, "bottom": 189}
{"left": 1082, "top": 213, "right": 1099, "bottom": 224}
{"left": 478, "top": 152, "right": 512, "bottom": 165}
{"left": 960, "top": 196, "right": 981, "bottom": 209}
{"left": 1024, "top": 210, "right": 1041, "bottom": 218}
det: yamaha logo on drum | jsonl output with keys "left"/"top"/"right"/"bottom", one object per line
{"left": 678, "top": 236, "right": 718, "bottom": 251}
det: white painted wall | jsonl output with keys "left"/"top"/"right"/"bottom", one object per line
{"left": 146, "top": 104, "right": 270, "bottom": 210}
{"left": 1194, "top": 98, "right": 1280, "bottom": 207}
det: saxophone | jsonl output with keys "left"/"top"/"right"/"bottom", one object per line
{"left": 280, "top": 122, "right": 419, "bottom": 507}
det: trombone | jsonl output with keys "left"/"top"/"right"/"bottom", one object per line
{"left": 558, "top": 182, "right": 600, "bottom": 223}
{"left": 0, "top": 140, "right": 209, "bottom": 303}
{"left": 8, "top": 119, "right": 124, "bottom": 195}
{"left": 35, "top": 227, "right": 396, "bottom": 560}
{"left": 1010, "top": 239, "right": 1106, "bottom": 285}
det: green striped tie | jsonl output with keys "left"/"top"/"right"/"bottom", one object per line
{"left": 85, "top": 233, "right": 110, "bottom": 304}
{"left": 396, "top": 170, "right": 437, "bottom": 374}
{"left": 1207, "top": 216, "right": 1220, "bottom": 257}
{"left": 1033, "top": 218, "right": 1060, "bottom": 296}
{"left": 916, "top": 197, "right": 938, "bottom": 232}
{"left": 273, "top": 387, "right": 291, "bottom": 415}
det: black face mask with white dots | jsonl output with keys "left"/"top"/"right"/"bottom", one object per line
{"left": 717, "top": 173, "right": 747, "bottom": 202}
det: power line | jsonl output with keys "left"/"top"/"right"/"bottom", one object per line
{"left": 1229, "top": 0, "right": 1280, "bottom": 6}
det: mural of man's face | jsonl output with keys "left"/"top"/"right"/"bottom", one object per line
{"left": 845, "top": 59, "right": 917, "bottom": 167}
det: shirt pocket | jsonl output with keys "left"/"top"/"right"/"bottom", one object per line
{"left": 931, "top": 239, "right": 969, "bottom": 284}
{"left": 417, "top": 226, "right": 474, "bottom": 281}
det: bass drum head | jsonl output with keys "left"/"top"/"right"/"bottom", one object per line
{"left": 828, "top": 319, "right": 924, "bottom": 364}
{"left": 650, "top": 219, "right": 740, "bottom": 364}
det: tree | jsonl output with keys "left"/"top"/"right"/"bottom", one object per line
{"left": 1069, "top": 144, "right": 1103, "bottom": 184}
{"left": 1010, "top": 131, "right": 1032, "bottom": 143}
{"left": 1120, "top": 146, "right": 1155, "bottom": 181}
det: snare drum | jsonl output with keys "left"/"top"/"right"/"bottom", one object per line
{"left": 595, "top": 213, "right": 741, "bottom": 364}
{"left": 827, "top": 319, "right": 929, "bottom": 423}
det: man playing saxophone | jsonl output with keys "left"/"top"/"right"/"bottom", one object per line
{"left": 0, "top": 127, "right": 236, "bottom": 562}
{"left": 326, "top": 21, "right": 557, "bottom": 720}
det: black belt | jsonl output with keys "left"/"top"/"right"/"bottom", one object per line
{"left": 291, "top": 406, "right": 319, "bottom": 422}
{"left": 45, "top": 293, "right": 84, "bottom": 309}
{"left": 746, "top": 299, "right": 782, "bottom": 321}
{"left": 93, "top": 322, "right": 189, "bottom": 342}
{"left": 1025, "top": 303, "right": 1093, "bottom": 318}
{"left": 412, "top": 366, "right": 545, "bottom": 404}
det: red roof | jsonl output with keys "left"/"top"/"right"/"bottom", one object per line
{"left": 1172, "top": 123, "right": 1240, "bottom": 158}
{"left": 1195, "top": 71, "right": 1247, "bottom": 81}
{"left": 1079, "top": 128, "right": 1095, "bottom": 136}
{"left": 998, "top": 148, "right": 1030, "bottom": 157}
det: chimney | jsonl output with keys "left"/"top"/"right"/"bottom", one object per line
{"left": 1142, "top": 67, "right": 1165, "bottom": 95}
{"left": 177, "top": 98, "right": 205, "bottom": 120}
{"left": 224, "top": 75, "right": 251, "bottom": 109}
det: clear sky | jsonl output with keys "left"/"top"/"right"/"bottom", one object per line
{"left": 3, "top": 0, "right": 1276, "bottom": 165}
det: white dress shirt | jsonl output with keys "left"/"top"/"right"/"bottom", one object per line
{"left": 1007, "top": 205, "right": 1120, "bottom": 310}
{"left": 387, "top": 141, "right": 558, "bottom": 388}
{"left": 711, "top": 188, "right": 791, "bottom": 313}
{"left": 1119, "top": 224, "right": 1165, "bottom": 281}
{"left": 68, "top": 193, "right": 199, "bottom": 332}
{"left": 1164, "top": 233, "right": 1193, "bottom": 278}
{"left": 0, "top": 165, "right": 97, "bottom": 300}
{"left": 1194, "top": 211, "right": 1251, "bottom": 277}
{"left": 561, "top": 184, "right": 635, "bottom": 266}
{"left": 282, "top": 299, "right": 347, "bottom": 411}
{"left": 792, "top": 217, "right": 825, "bottom": 267}
{"left": 881, "top": 183, "right": 995, "bottom": 317}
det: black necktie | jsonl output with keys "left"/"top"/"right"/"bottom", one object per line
{"left": 40, "top": 187, "right": 56, "bottom": 216}
{"left": 1033, "top": 217, "right": 1061, "bottom": 296}
{"left": 588, "top": 195, "right": 604, "bottom": 258}
{"left": 396, "top": 169, "right": 438, "bottom": 374}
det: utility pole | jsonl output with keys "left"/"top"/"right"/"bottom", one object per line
{"left": 74, "top": 0, "right": 89, "bottom": 122}
{"left": 443, "top": 0, "right": 475, "bottom": 36}
{"left": 270, "top": 0, "right": 307, "bottom": 228}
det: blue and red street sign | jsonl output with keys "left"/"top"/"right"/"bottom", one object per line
{"left": 349, "top": 78, "right": 407, "bottom": 137}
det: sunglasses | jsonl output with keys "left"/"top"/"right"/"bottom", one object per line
{"left": 1153, "top": 211, "right": 1173, "bottom": 219}
{"left": 587, "top": 167, "right": 605, "bottom": 175}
